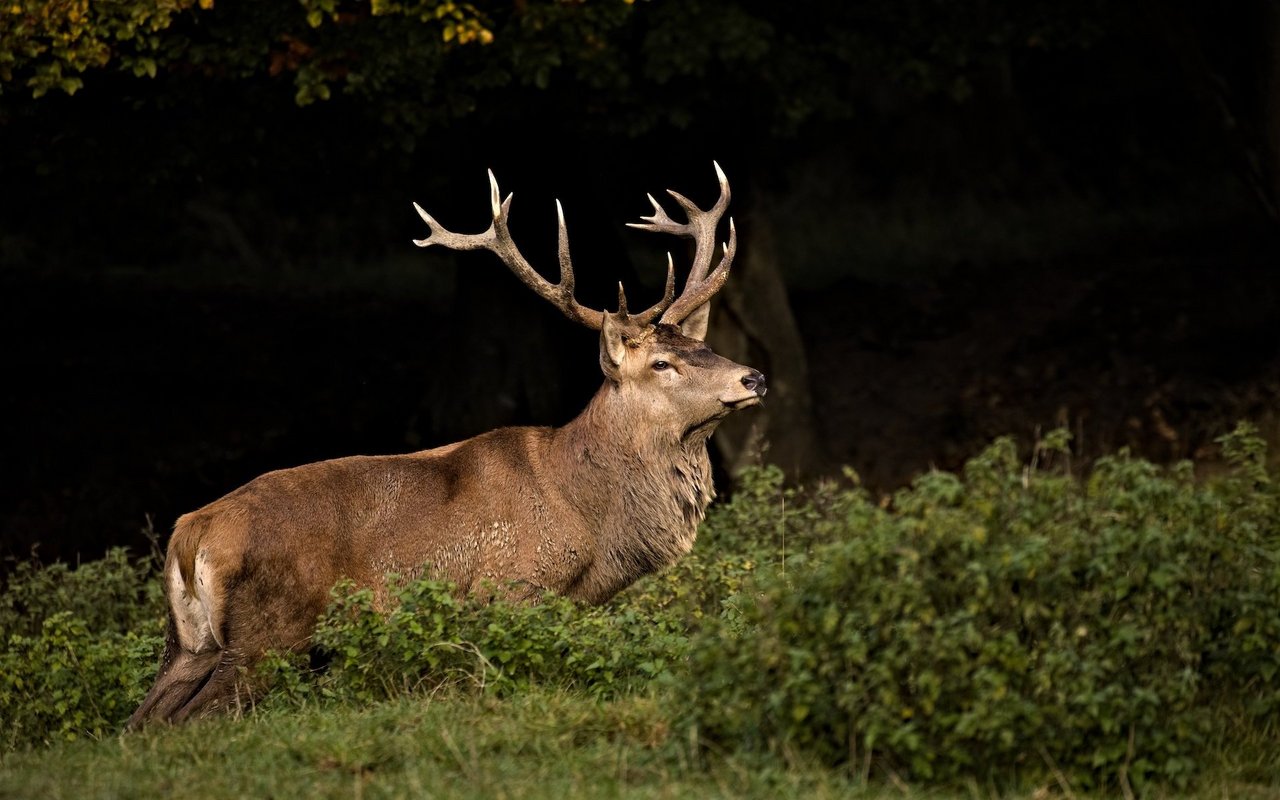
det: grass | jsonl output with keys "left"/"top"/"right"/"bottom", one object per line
{"left": 0, "top": 691, "right": 897, "bottom": 800}
{"left": 0, "top": 689, "right": 1275, "bottom": 800}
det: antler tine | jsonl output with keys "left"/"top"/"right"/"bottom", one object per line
{"left": 413, "top": 171, "right": 605, "bottom": 331}
{"left": 488, "top": 169, "right": 502, "bottom": 217}
{"left": 659, "top": 217, "right": 736, "bottom": 327}
{"left": 631, "top": 253, "right": 677, "bottom": 325}
{"left": 626, "top": 193, "right": 684, "bottom": 234}
{"left": 555, "top": 199, "right": 576, "bottom": 297}
{"left": 627, "top": 161, "right": 734, "bottom": 326}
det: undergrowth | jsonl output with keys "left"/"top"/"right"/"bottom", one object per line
{"left": 0, "top": 547, "right": 165, "bottom": 749}
{"left": 679, "top": 427, "right": 1279, "bottom": 793}
{"left": 0, "top": 424, "right": 1276, "bottom": 795}
{"left": 256, "top": 579, "right": 688, "bottom": 706}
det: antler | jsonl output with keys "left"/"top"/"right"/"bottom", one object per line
{"left": 626, "top": 161, "right": 737, "bottom": 326}
{"left": 413, "top": 170, "right": 676, "bottom": 331}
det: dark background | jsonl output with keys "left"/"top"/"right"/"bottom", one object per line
{"left": 2, "top": 0, "right": 1278, "bottom": 564}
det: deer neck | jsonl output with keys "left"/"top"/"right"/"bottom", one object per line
{"left": 552, "top": 382, "right": 716, "bottom": 601}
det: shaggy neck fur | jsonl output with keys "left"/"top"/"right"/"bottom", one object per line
{"left": 552, "top": 380, "right": 717, "bottom": 602}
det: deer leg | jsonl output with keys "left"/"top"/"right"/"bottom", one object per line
{"left": 168, "top": 649, "right": 253, "bottom": 724}
{"left": 125, "top": 625, "right": 222, "bottom": 730}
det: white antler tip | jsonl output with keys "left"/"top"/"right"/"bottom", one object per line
{"left": 556, "top": 198, "right": 565, "bottom": 223}
{"left": 412, "top": 202, "right": 434, "bottom": 225}
{"left": 412, "top": 238, "right": 431, "bottom": 247}
{"left": 713, "top": 160, "right": 726, "bottom": 184}
{"left": 487, "top": 170, "right": 502, "bottom": 217}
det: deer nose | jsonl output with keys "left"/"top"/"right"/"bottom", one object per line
{"left": 741, "top": 370, "right": 767, "bottom": 396}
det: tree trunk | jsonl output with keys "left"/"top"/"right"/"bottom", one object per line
{"left": 707, "top": 204, "right": 824, "bottom": 478}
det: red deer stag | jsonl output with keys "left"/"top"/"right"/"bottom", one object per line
{"left": 127, "top": 164, "right": 765, "bottom": 727}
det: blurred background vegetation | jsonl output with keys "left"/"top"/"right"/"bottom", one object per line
{"left": 2, "top": 0, "right": 1278, "bottom": 561}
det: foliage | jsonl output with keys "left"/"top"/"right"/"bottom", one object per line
{"left": 0, "top": 1, "right": 1122, "bottom": 138}
{"left": 0, "top": 547, "right": 165, "bottom": 750}
{"left": 0, "top": 0, "right": 209, "bottom": 97}
{"left": 0, "top": 545, "right": 165, "bottom": 640}
{"left": 261, "top": 576, "right": 687, "bottom": 706}
{"left": 0, "top": 613, "right": 162, "bottom": 750}
{"left": 680, "top": 425, "right": 1280, "bottom": 792}
{"left": 263, "top": 0, "right": 500, "bottom": 107}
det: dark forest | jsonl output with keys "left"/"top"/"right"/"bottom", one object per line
{"left": 2, "top": 0, "right": 1278, "bottom": 563}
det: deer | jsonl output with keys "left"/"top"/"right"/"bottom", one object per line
{"left": 126, "top": 164, "right": 765, "bottom": 728}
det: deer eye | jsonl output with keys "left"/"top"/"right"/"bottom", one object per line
{"left": 652, "top": 360, "right": 670, "bottom": 371}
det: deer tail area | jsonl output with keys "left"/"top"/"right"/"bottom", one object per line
{"left": 125, "top": 516, "right": 251, "bottom": 730}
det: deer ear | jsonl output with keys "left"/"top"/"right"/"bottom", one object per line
{"left": 679, "top": 303, "right": 710, "bottom": 342}
{"left": 599, "top": 312, "right": 628, "bottom": 378}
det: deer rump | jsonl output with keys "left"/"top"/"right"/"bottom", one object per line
{"left": 127, "top": 164, "right": 765, "bottom": 727}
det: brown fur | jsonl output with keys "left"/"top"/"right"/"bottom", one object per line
{"left": 127, "top": 317, "right": 764, "bottom": 728}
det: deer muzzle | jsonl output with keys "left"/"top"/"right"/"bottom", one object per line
{"left": 741, "top": 370, "right": 767, "bottom": 397}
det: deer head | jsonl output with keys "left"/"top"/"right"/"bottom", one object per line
{"left": 412, "top": 162, "right": 766, "bottom": 444}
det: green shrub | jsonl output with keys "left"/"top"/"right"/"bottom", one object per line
{"left": 680, "top": 426, "right": 1280, "bottom": 792}
{"left": 0, "top": 613, "right": 163, "bottom": 750}
{"left": 0, "top": 546, "right": 165, "bottom": 640}
{"left": 263, "top": 577, "right": 689, "bottom": 706}
{"left": 0, "top": 547, "right": 165, "bottom": 750}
